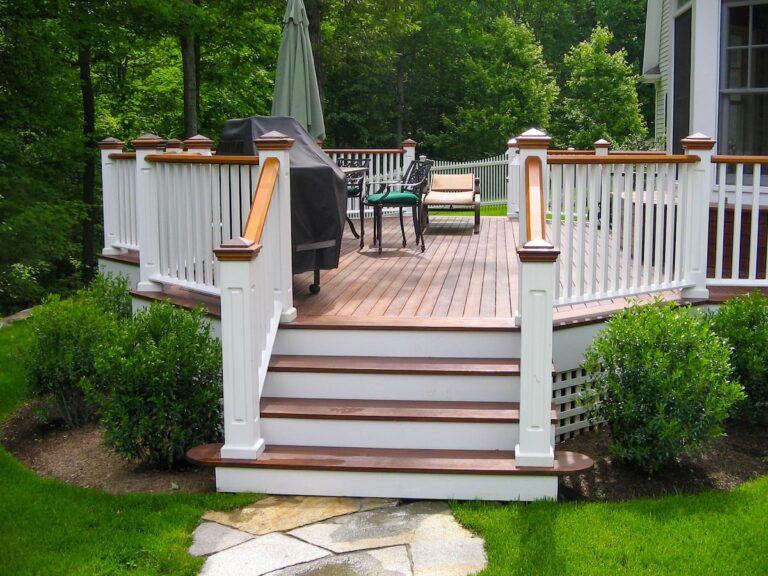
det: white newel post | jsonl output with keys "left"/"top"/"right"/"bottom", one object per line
{"left": 98, "top": 137, "right": 125, "bottom": 255}
{"left": 402, "top": 138, "right": 417, "bottom": 175}
{"left": 681, "top": 133, "right": 715, "bottom": 299}
{"left": 516, "top": 242, "right": 558, "bottom": 467}
{"left": 215, "top": 238, "right": 266, "bottom": 459}
{"left": 594, "top": 138, "right": 610, "bottom": 156}
{"left": 184, "top": 134, "right": 214, "bottom": 155}
{"left": 133, "top": 134, "right": 166, "bottom": 292}
{"left": 514, "top": 129, "right": 551, "bottom": 321}
{"left": 507, "top": 138, "right": 519, "bottom": 219}
{"left": 256, "top": 132, "right": 297, "bottom": 322}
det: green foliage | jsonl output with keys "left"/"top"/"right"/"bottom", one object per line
{"left": 95, "top": 302, "right": 222, "bottom": 470}
{"left": 710, "top": 291, "right": 768, "bottom": 421}
{"left": 582, "top": 300, "right": 743, "bottom": 474}
{"left": 79, "top": 272, "right": 132, "bottom": 320}
{"left": 428, "top": 17, "right": 557, "bottom": 159}
{"left": 552, "top": 26, "right": 647, "bottom": 149}
{"left": 25, "top": 295, "right": 120, "bottom": 428}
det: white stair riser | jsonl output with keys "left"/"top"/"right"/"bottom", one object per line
{"left": 261, "top": 419, "right": 554, "bottom": 451}
{"left": 274, "top": 328, "right": 520, "bottom": 358}
{"left": 215, "top": 467, "right": 558, "bottom": 501}
{"left": 264, "top": 372, "right": 520, "bottom": 402}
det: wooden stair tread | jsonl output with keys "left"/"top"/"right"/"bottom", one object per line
{"left": 269, "top": 354, "right": 520, "bottom": 375}
{"left": 261, "top": 397, "right": 557, "bottom": 423}
{"left": 187, "top": 444, "right": 594, "bottom": 475}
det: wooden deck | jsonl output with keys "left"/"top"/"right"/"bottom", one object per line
{"left": 292, "top": 215, "right": 681, "bottom": 326}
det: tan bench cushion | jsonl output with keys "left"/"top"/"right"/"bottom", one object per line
{"left": 423, "top": 190, "right": 475, "bottom": 205}
{"left": 429, "top": 173, "right": 474, "bottom": 192}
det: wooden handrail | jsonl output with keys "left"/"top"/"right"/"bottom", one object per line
{"left": 712, "top": 155, "right": 768, "bottom": 164}
{"left": 547, "top": 150, "right": 594, "bottom": 156}
{"left": 525, "top": 156, "right": 546, "bottom": 242}
{"left": 108, "top": 152, "right": 136, "bottom": 160}
{"left": 146, "top": 153, "right": 261, "bottom": 165}
{"left": 242, "top": 156, "right": 279, "bottom": 243}
{"left": 548, "top": 154, "right": 697, "bottom": 165}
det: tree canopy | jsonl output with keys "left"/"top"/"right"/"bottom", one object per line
{"left": 0, "top": 0, "right": 651, "bottom": 313}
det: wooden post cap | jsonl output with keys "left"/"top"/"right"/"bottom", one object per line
{"left": 593, "top": 138, "right": 610, "bottom": 148}
{"left": 165, "top": 139, "right": 184, "bottom": 151}
{"left": 401, "top": 138, "right": 417, "bottom": 148}
{"left": 681, "top": 133, "right": 716, "bottom": 151}
{"left": 184, "top": 134, "right": 213, "bottom": 150}
{"left": 508, "top": 138, "right": 518, "bottom": 149}
{"left": 515, "top": 129, "right": 552, "bottom": 149}
{"left": 517, "top": 238, "right": 560, "bottom": 263}
{"left": 98, "top": 137, "right": 125, "bottom": 150}
{"left": 132, "top": 133, "right": 166, "bottom": 149}
{"left": 256, "top": 131, "right": 295, "bottom": 151}
{"left": 214, "top": 237, "right": 262, "bottom": 261}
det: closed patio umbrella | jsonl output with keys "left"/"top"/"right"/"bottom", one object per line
{"left": 271, "top": 0, "right": 325, "bottom": 141}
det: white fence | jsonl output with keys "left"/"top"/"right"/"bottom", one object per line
{"left": 709, "top": 157, "right": 768, "bottom": 286}
{"left": 432, "top": 153, "right": 508, "bottom": 206}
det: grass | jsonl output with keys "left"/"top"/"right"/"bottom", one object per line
{"left": 453, "top": 478, "right": 768, "bottom": 575}
{"left": 431, "top": 203, "right": 508, "bottom": 217}
{"left": 0, "top": 321, "right": 256, "bottom": 576}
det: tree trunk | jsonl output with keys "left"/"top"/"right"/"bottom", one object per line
{"left": 181, "top": 29, "right": 199, "bottom": 138}
{"left": 78, "top": 42, "right": 96, "bottom": 283}
{"left": 305, "top": 0, "right": 324, "bottom": 99}
{"left": 395, "top": 51, "right": 405, "bottom": 144}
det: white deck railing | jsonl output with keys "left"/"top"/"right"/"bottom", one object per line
{"left": 432, "top": 153, "right": 508, "bottom": 206}
{"left": 709, "top": 156, "right": 768, "bottom": 286}
{"left": 148, "top": 155, "right": 262, "bottom": 295}
{"left": 99, "top": 140, "right": 139, "bottom": 254}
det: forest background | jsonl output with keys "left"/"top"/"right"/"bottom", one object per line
{"left": 0, "top": 0, "right": 651, "bottom": 314}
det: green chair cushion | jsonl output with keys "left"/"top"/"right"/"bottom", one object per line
{"left": 347, "top": 186, "right": 361, "bottom": 196}
{"left": 366, "top": 189, "right": 419, "bottom": 205}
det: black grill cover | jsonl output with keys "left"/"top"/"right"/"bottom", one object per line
{"left": 218, "top": 116, "right": 346, "bottom": 274}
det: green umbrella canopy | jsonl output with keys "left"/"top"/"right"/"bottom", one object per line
{"left": 271, "top": 0, "right": 325, "bottom": 141}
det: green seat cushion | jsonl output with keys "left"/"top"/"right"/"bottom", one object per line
{"left": 347, "top": 186, "right": 361, "bottom": 196}
{"left": 366, "top": 189, "right": 419, "bottom": 205}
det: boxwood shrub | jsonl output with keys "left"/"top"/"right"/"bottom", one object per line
{"left": 710, "top": 291, "right": 768, "bottom": 422}
{"left": 94, "top": 302, "right": 222, "bottom": 470}
{"left": 583, "top": 299, "right": 743, "bottom": 474}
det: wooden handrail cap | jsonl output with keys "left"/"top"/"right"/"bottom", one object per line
{"left": 401, "top": 138, "right": 417, "bottom": 147}
{"left": 184, "top": 134, "right": 213, "bottom": 149}
{"left": 256, "top": 131, "right": 295, "bottom": 150}
{"left": 682, "top": 133, "right": 716, "bottom": 150}
{"left": 132, "top": 133, "right": 166, "bottom": 149}
{"left": 516, "top": 128, "right": 552, "bottom": 149}
{"left": 98, "top": 137, "right": 125, "bottom": 150}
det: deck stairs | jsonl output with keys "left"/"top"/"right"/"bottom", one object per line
{"left": 187, "top": 316, "right": 593, "bottom": 501}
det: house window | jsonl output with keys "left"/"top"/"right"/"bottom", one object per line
{"left": 720, "top": 1, "right": 768, "bottom": 156}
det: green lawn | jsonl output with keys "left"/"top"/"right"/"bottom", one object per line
{"left": 0, "top": 321, "right": 255, "bottom": 576}
{"left": 431, "top": 203, "right": 508, "bottom": 217}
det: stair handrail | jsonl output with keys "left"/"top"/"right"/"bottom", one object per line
{"left": 214, "top": 132, "right": 296, "bottom": 461}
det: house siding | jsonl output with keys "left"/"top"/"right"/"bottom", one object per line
{"left": 656, "top": 0, "right": 671, "bottom": 143}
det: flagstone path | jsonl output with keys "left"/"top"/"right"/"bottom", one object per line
{"left": 190, "top": 496, "right": 487, "bottom": 576}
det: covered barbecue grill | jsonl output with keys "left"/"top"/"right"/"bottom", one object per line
{"left": 218, "top": 116, "right": 346, "bottom": 293}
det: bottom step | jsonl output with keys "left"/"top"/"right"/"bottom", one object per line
{"left": 188, "top": 444, "right": 593, "bottom": 501}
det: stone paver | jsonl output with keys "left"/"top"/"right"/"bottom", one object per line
{"left": 204, "top": 496, "right": 398, "bottom": 536}
{"left": 188, "top": 522, "right": 254, "bottom": 557}
{"left": 200, "top": 533, "right": 331, "bottom": 576}
{"left": 194, "top": 498, "right": 486, "bottom": 576}
{"left": 266, "top": 545, "right": 412, "bottom": 576}
{"left": 287, "top": 501, "right": 448, "bottom": 554}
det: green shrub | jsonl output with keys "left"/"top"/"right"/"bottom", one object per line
{"left": 25, "top": 295, "right": 119, "bottom": 427}
{"left": 79, "top": 272, "right": 132, "bottom": 320}
{"left": 710, "top": 291, "right": 768, "bottom": 421}
{"left": 583, "top": 299, "right": 743, "bottom": 474}
{"left": 94, "top": 302, "right": 222, "bottom": 470}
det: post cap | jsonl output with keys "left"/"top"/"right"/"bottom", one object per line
{"left": 132, "top": 133, "right": 166, "bottom": 149}
{"left": 184, "top": 134, "right": 213, "bottom": 150}
{"left": 516, "top": 128, "right": 552, "bottom": 149}
{"left": 214, "top": 237, "right": 261, "bottom": 261}
{"left": 593, "top": 138, "right": 611, "bottom": 148}
{"left": 681, "top": 133, "right": 716, "bottom": 151}
{"left": 165, "top": 139, "right": 184, "bottom": 152}
{"left": 507, "top": 138, "right": 518, "bottom": 149}
{"left": 98, "top": 137, "right": 125, "bottom": 150}
{"left": 401, "top": 138, "right": 417, "bottom": 148}
{"left": 256, "top": 131, "right": 295, "bottom": 151}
